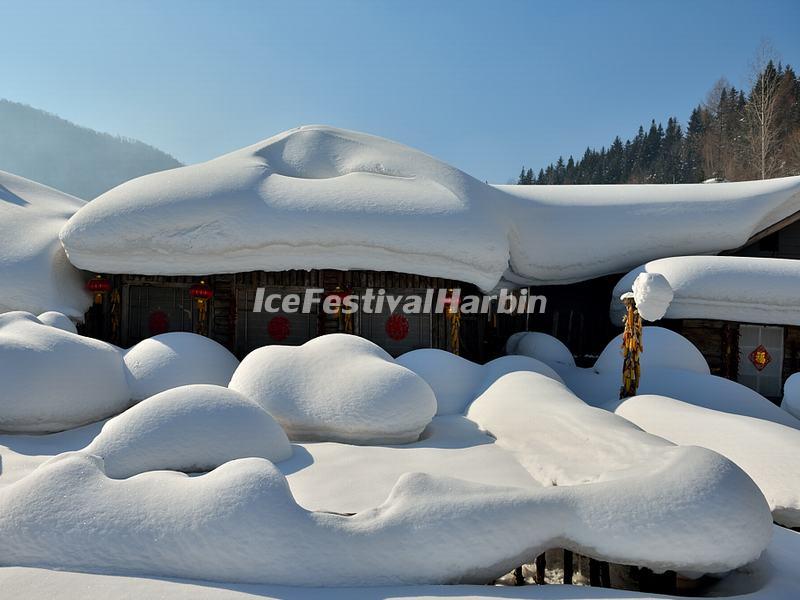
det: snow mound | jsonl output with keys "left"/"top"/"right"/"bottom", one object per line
{"left": 612, "top": 256, "right": 800, "bottom": 325}
{"left": 631, "top": 272, "right": 673, "bottom": 322}
{"left": 594, "top": 326, "right": 710, "bottom": 375}
{"left": 508, "top": 331, "right": 576, "bottom": 367}
{"left": 0, "top": 312, "right": 129, "bottom": 433}
{"left": 612, "top": 394, "right": 800, "bottom": 527}
{"left": 59, "top": 125, "right": 800, "bottom": 291}
{"left": 782, "top": 373, "right": 800, "bottom": 420}
{"left": 36, "top": 311, "right": 77, "bottom": 333}
{"left": 0, "top": 440, "right": 772, "bottom": 584}
{"left": 0, "top": 170, "right": 90, "bottom": 317}
{"left": 82, "top": 384, "right": 291, "bottom": 478}
{"left": 397, "top": 349, "right": 561, "bottom": 415}
{"left": 123, "top": 333, "right": 239, "bottom": 401}
{"left": 229, "top": 334, "right": 436, "bottom": 443}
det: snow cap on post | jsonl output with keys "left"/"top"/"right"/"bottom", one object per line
{"left": 631, "top": 272, "right": 673, "bottom": 322}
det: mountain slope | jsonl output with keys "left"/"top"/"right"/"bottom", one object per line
{"left": 0, "top": 99, "right": 182, "bottom": 199}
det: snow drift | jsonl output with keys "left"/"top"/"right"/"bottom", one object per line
{"left": 229, "top": 334, "right": 436, "bottom": 444}
{"left": 611, "top": 256, "right": 800, "bottom": 325}
{"left": 396, "top": 348, "right": 562, "bottom": 415}
{"left": 59, "top": 125, "right": 800, "bottom": 291}
{"left": 505, "top": 331, "right": 576, "bottom": 366}
{"left": 594, "top": 326, "right": 710, "bottom": 375}
{"left": 0, "top": 170, "right": 90, "bottom": 317}
{"left": 36, "top": 311, "right": 77, "bottom": 333}
{"left": 612, "top": 394, "right": 800, "bottom": 528}
{"left": 783, "top": 373, "right": 800, "bottom": 420}
{"left": 0, "top": 312, "right": 129, "bottom": 432}
{"left": 82, "top": 384, "right": 291, "bottom": 478}
{"left": 123, "top": 332, "right": 239, "bottom": 401}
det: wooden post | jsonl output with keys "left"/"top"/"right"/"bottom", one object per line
{"left": 600, "top": 561, "right": 611, "bottom": 588}
{"left": 620, "top": 294, "right": 643, "bottom": 398}
{"left": 589, "top": 558, "right": 601, "bottom": 586}
{"left": 513, "top": 566, "right": 524, "bottom": 585}
{"left": 562, "top": 550, "right": 573, "bottom": 584}
{"left": 535, "top": 553, "right": 546, "bottom": 584}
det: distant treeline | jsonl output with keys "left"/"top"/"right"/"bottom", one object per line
{"left": 517, "top": 59, "right": 800, "bottom": 185}
{"left": 0, "top": 99, "right": 182, "bottom": 199}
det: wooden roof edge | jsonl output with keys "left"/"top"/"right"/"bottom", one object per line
{"left": 721, "top": 210, "right": 800, "bottom": 255}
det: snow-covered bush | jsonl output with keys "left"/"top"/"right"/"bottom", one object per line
{"left": 397, "top": 348, "right": 561, "bottom": 415}
{"left": 594, "top": 326, "right": 710, "bottom": 375}
{"left": 83, "top": 384, "right": 291, "bottom": 478}
{"left": 123, "top": 332, "right": 239, "bottom": 401}
{"left": 510, "top": 331, "right": 575, "bottom": 367}
{"left": 631, "top": 272, "right": 673, "bottom": 322}
{"left": 36, "top": 311, "right": 77, "bottom": 333}
{"left": 0, "top": 311, "right": 129, "bottom": 432}
{"left": 229, "top": 334, "right": 436, "bottom": 444}
{"left": 782, "top": 373, "right": 800, "bottom": 420}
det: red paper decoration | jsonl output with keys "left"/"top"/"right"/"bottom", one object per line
{"left": 189, "top": 282, "right": 214, "bottom": 300}
{"left": 385, "top": 313, "right": 409, "bottom": 341}
{"left": 148, "top": 310, "right": 170, "bottom": 336}
{"left": 749, "top": 344, "right": 772, "bottom": 372}
{"left": 268, "top": 316, "right": 291, "bottom": 342}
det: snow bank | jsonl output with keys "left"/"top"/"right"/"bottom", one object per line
{"left": 507, "top": 332, "right": 575, "bottom": 367}
{"left": 782, "top": 373, "right": 800, "bottom": 420}
{"left": 0, "top": 170, "right": 90, "bottom": 317}
{"left": 612, "top": 394, "right": 800, "bottom": 527}
{"left": 611, "top": 256, "right": 800, "bottom": 325}
{"left": 123, "top": 333, "right": 239, "bottom": 401}
{"left": 0, "top": 312, "right": 129, "bottom": 433}
{"left": 594, "top": 326, "right": 710, "bottom": 375}
{"left": 631, "top": 272, "right": 673, "bottom": 322}
{"left": 0, "top": 444, "right": 772, "bottom": 584}
{"left": 82, "top": 384, "right": 291, "bottom": 478}
{"left": 397, "top": 349, "right": 562, "bottom": 415}
{"left": 36, "top": 311, "right": 77, "bottom": 333}
{"left": 229, "top": 334, "right": 436, "bottom": 443}
{"left": 59, "top": 125, "right": 800, "bottom": 290}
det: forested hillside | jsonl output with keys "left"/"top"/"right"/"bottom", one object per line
{"left": 0, "top": 99, "right": 181, "bottom": 199}
{"left": 518, "top": 60, "right": 800, "bottom": 185}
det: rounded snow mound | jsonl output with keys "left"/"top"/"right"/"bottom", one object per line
{"left": 631, "top": 272, "right": 673, "bottom": 322}
{"left": 397, "top": 349, "right": 562, "bottom": 415}
{"left": 0, "top": 311, "right": 129, "bottom": 432}
{"left": 229, "top": 334, "right": 436, "bottom": 444}
{"left": 123, "top": 333, "right": 239, "bottom": 401}
{"left": 36, "top": 311, "right": 78, "bottom": 334}
{"left": 510, "top": 331, "right": 575, "bottom": 367}
{"left": 595, "top": 326, "right": 710, "bottom": 375}
{"left": 83, "top": 384, "right": 291, "bottom": 478}
{"left": 782, "top": 373, "right": 800, "bottom": 420}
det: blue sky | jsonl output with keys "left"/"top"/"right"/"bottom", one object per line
{"left": 3, "top": 0, "right": 799, "bottom": 182}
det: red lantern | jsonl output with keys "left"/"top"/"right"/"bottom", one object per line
{"left": 189, "top": 282, "right": 214, "bottom": 300}
{"left": 385, "top": 313, "right": 409, "bottom": 341}
{"left": 148, "top": 310, "right": 170, "bottom": 335}
{"left": 86, "top": 275, "right": 111, "bottom": 304}
{"left": 268, "top": 316, "right": 291, "bottom": 342}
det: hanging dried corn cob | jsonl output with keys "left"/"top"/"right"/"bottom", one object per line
{"left": 620, "top": 293, "right": 643, "bottom": 398}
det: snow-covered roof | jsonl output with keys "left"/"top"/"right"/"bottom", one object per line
{"left": 611, "top": 256, "right": 800, "bottom": 326}
{"left": 0, "top": 170, "right": 90, "bottom": 318}
{"left": 59, "top": 125, "right": 800, "bottom": 290}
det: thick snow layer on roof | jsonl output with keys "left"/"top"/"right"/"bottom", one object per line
{"left": 612, "top": 256, "right": 800, "bottom": 325}
{"left": 0, "top": 170, "right": 90, "bottom": 318}
{"left": 611, "top": 394, "right": 800, "bottom": 528}
{"left": 59, "top": 125, "right": 800, "bottom": 290}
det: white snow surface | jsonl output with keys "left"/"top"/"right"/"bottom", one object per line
{"left": 506, "top": 331, "right": 576, "bottom": 366}
{"left": 631, "top": 272, "right": 673, "bottom": 322}
{"left": 82, "top": 384, "right": 291, "bottom": 478}
{"left": 594, "top": 326, "right": 711, "bottom": 375}
{"left": 59, "top": 125, "right": 800, "bottom": 290}
{"left": 612, "top": 256, "right": 800, "bottom": 325}
{"left": 781, "top": 372, "right": 800, "bottom": 420}
{"left": 0, "top": 312, "right": 129, "bottom": 433}
{"left": 123, "top": 332, "right": 239, "bottom": 401}
{"left": 229, "top": 334, "right": 437, "bottom": 443}
{"left": 611, "top": 394, "right": 800, "bottom": 527}
{"left": 0, "top": 170, "right": 90, "bottom": 318}
{"left": 0, "top": 374, "right": 773, "bottom": 584}
{"left": 36, "top": 310, "right": 77, "bottom": 333}
{"left": 396, "top": 348, "right": 562, "bottom": 415}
